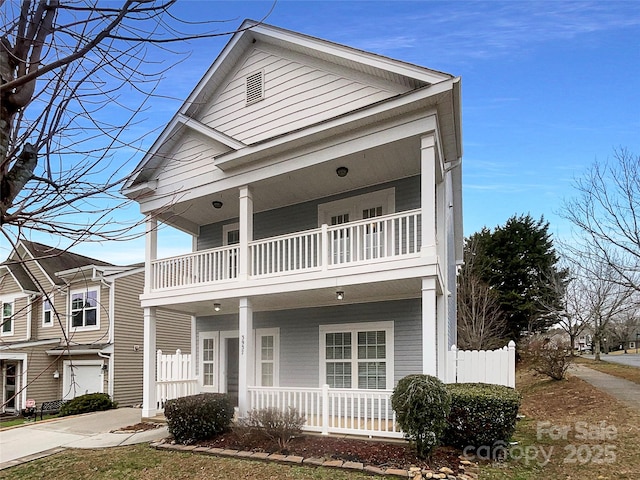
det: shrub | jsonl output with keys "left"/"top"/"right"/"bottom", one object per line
{"left": 59, "top": 393, "right": 117, "bottom": 416}
{"left": 391, "top": 374, "right": 451, "bottom": 459}
{"left": 164, "top": 393, "right": 233, "bottom": 444}
{"left": 520, "top": 336, "right": 573, "bottom": 380}
{"left": 238, "top": 407, "right": 305, "bottom": 451}
{"left": 444, "top": 383, "right": 521, "bottom": 450}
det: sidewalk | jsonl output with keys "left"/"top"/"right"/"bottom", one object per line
{"left": 0, "top": 408, "right": 167, "bottom": 470}
{"left": 570, "top": 364, "right": 640, "bottom": 412}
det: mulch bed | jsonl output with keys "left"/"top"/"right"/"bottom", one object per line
{"left": 197, "top": 430, "right": 462, "bottom": 472}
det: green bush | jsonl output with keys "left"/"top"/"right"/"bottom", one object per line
{"left": 444, "top": 383, "right": 521, "bottom": 449}
{"left": 59, "top": 393, "right": 117, "bottom": 416}
{"left": 164, "top": 393, "right": 234, "bottom": 444}
{"left": 391, "top": 374, "right": 451, "bottom": 459}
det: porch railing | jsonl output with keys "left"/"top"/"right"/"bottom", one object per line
{"left": 156, "top": 349, "right": 198, "bottom": 410}
{"left": 150, "top": 210, "right": 421, "bottom": 289}
{"left": 248, "top": 385, "right": 403, "bottom": 439}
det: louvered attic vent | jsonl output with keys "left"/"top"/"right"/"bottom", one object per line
{"left": 246, "top": 71, "right": 264, "bottom": 105}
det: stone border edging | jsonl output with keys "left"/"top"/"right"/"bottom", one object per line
{"left": 149, "top": 439, "right": 480, "bottom": 479}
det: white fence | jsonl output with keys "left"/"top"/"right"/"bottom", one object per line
{"left": 445, "top": 341, "right": 516, "bottom": 388}
{"left": 248, "top": 385, "right": 403, "bottom": 439}
{"left": 156, "top": 349, "right": 198, "bottom": 410}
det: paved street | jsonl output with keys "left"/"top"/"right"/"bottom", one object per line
{"left": 583, "top": 353, "right": 640, "bottom": 368}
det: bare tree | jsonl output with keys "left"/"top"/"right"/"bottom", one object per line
{"left": 561, "top": 148, "right": 640, "bottom": 293}
{"left": 457, "top": 237, "right": 507, "bottom": 350}
{"left": 607, "top": 310, "right": 640, "bottom": 353}
{"left": 0, "top": 0, "right": 274, "bottom": 246}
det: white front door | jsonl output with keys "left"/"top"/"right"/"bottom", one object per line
{"left": 63, "top": 361, "right": 103, "bottom": 400}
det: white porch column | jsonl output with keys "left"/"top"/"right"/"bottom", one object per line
{"left": 421, "top": 278, "right": 437, "bottom": 377}
{"left": 144, "top": 216, "right": 158, "bottom": 294}
{"left": 238, "top": 297, "right": 254, "bottom": 416}
{"left": 238, "top": 186, "right": 253, "bottom": 281}
{"left": 421, "top": 134, "right": 437, "bottom": 257}
{"left": 142, "top": 306, "right": 157, "bottom": 418}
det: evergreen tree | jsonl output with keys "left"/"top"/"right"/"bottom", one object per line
{"left": 468, "top": 214, "right": 565, "bottom": 340}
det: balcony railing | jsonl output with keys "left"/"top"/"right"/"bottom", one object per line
{"left": 150, "top": 209, "right": 421, "bottom": 290}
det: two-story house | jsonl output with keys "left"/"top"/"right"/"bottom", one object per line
{"left": 0, "top": 241, "right": 190, "bottom": 414}
{"left": 124, "top": 21, "right": 463, "bottom": 437}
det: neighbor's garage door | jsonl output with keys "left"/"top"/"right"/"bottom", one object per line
{"left": 63, "top": 363, "right": 103, "bottom": 400}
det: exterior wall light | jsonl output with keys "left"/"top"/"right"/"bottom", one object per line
{"left": 336, "top": 291, "right": 344, "bottom": 301}
{"left": 53, "top": 369, "right": 60, "bottom": 379}
{"left": 214, "top": 303, "right": 221, "bottom": 312}
{"left": 212, "top": 200, "right": 223, "bottom": 209}
{"left": 336, "top": 166, "right": 348, "bottom": 177}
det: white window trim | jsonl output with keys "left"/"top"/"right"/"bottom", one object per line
{"left": 319, "top": 321, "right": 394, "bottom": 390}
{"left": 317, "top": 188, "right": 396, "bottom": 227}
{"left": 199, "top": 331, "right": 219, "bottom": 392}
{"left": 222, "top": 223, "right": 240, "bottom": 246}
{"left": 69, "top": 288, "right": 100, "bottom": 332}
{"left": 1, "top": 295, "right": 18, "bottom": 337}
{"left": 255, "top": 328, "right": 280, "bottom": 387}
{"left": 42, "top": 295, "right": 54, "bottom": 328}
{"left": 62, "top": 359, "right": 104, "bottom": 400}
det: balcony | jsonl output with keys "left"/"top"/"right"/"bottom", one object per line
{"left": 150, "top": 210, "right": 421, "bottom": 291}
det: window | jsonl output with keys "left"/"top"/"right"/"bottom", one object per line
{"left": 200, "top": 332, "right": 219, "bottom": 390}
{"left": 42, "top": 296, "right": 53, "bottom": 326}
{"left": 363, "top": 206, "right": 384, "bottom": 259}
{"left": 320, "top": 322, "right": 393, "bottom": 390}
{"left": 70, "top": 290, "right": 98, "bottom": 329}
{"left": 256, "top": 328, "right": 279, "bottom": 387}
{"left": 246, "top": 71, "right": 264, "bottom": 105}
{"left": 1, "top": 301, "right": 13, "bottom": 335}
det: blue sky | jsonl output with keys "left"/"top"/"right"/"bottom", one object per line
{"left": 12, "top": 0, "right": 640, "bottom": 263}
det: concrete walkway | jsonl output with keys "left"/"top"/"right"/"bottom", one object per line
{"left": 570, "top": 364, "right": 640, "bottom": 411}
{"left": 0, "top": 408, "right": 167, "bottom": 470}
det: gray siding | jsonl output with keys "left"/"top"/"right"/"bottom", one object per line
{"left": 196, "top": 299, "right": 422, "bottom": 388}
{"left": 198, "top": 176, "right": 420, "bottom": 250}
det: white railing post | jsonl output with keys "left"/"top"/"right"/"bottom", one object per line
{"left": 321, "top": 384, "right": 329, "bottom": 435}
{"left": 321, "top": 224, "right": 329, "bottom": 271}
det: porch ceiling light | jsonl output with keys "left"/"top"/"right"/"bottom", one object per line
{"left": 214, "top": 303, "right": 221, "bottom": 312}
{"left": 212, "top": 200, "right": 223, "bottom": 209}
{"left": 336, "top": 166, "right": 348, "bottom": 177}
{"left": 336, "top": 291, "right": 344, "bottom": 301}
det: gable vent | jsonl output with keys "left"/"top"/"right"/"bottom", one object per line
{"left": 246, "top": 71, "right": 264, "bottom": 105}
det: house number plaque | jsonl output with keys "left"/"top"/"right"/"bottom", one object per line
{"left": 241, "top": 335, "right": 245, "bottom": 355}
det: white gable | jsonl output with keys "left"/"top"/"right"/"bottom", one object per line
{"left": 197, "top": 43, "right": 410, "bottom": 146}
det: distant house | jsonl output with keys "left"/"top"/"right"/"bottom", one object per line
{"left": 124, "top": 21, "right": 463, "bottom": 437}
{"left": 0, "top": 241, "right": 191, "bottom": 414}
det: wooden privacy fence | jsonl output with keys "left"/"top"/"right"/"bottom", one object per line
{"left": 445, "top": 341, "right": 516, "bottom": 388}
{"left": 156, "top": 349, "right": 198, "bottom": 410}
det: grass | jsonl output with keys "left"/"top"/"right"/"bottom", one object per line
{"left": 0, "top": 414, "right": 58, "bottom": 430}
{"left": 0, "top": 444, "right": 376, "bottom": 480}
{"left": 3, "top": 366, "right": 639, "bottom": 479}
{"left": 574, "top": 356, "right": 640, "bottom": 385}
{"left": 479, "top": 368, "right": 640, "bottom": 479}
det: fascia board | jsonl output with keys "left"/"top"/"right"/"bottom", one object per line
{"left": 176, "top": 114, "right": 246, "bottom": 150}
{"left": 17, "top": 241, "right": 57, "bottom": 287}
{"left": 215, "top": 79, "right": 455, "bottom": 171}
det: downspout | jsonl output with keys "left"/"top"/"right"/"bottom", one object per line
{"left": 93, "top": 268, "right": 115, "bottom": 399}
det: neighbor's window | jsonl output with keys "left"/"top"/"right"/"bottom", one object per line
{"left": 43, "top": 297, "right": 53, "bottom": 326}
{"left": 71, "top": 290, "right": 98, "bottom": 328}
{"left": 1, "top": 301, "right": 13, "bottom": 335}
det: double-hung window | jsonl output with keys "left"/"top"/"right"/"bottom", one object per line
{"left": 255, "top": 328, "right": 279, "bottom": 387}
{"left": 1, "top": 301, "right": 13, "bottom": 335}
{"left": 320, "top": 322, "right": 393, "bottom": 390}
{"left": 42, "top": 296, "right": 53, "bottom": 327}
{"left": 71, "top": 290, "right": 98, "bottom": 329}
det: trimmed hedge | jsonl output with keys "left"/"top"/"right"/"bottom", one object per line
{"left": 444, "top": 383, "right": 521, "bottom": 449}
{"left": 164, "top": 393, "right": 233, "bottom": 444}
{"left": 59, "top": 393, "right": 117, "bottom": 416}
{"left": 391, "top": 374, "right": 451, "bottom": 458}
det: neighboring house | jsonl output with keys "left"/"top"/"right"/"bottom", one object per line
{"left": 123, "top": 20, "right": 463, "bottom": 433}
{"left": 0, "top": 241, "right": 191, "bottom": 414}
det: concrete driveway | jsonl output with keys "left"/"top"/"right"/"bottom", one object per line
{"left": 0, "top": 408, "right": 167, "bottom": 470}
